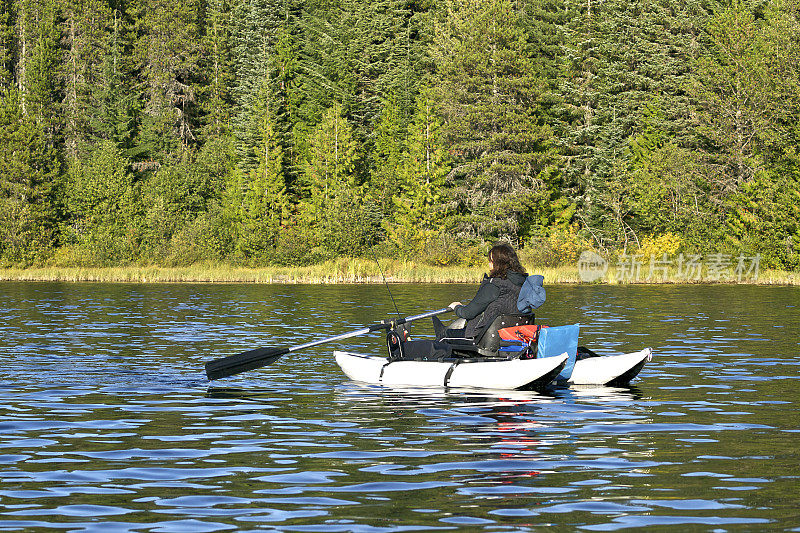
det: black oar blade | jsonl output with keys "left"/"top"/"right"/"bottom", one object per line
{"left": 205, "top": 346, "right": 289, "bottom": 380}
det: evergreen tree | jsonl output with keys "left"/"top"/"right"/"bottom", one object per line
{"left": 368, "top": 95, "right": 405, "bottom": 219}
{"left": 230, "top": 0, "right": 301, "bottom": 187}
{"left": 272, "top": 21, "right": 302, "bottom": 189}
{"left": 693, "top": 1, "right": 768, "bottom": 191}
{"left": 296, "top": 0, "right": 427, "bottom": 136}
{"left": 301, "top": 102, "right": 366, "bottom": 254}
{"left": 386, "top": 87, "right": 450, "bottom": 255}
{"left": 559, "top": 0, "right": 714, "bottom": 248}
{"left": 200, "top": 0, "right": 234, "bottom": 139}
{"left": 63, "top": 140, "right": 137, "bottom": 264}
{"left": 0, "top": 88, "right": 59, "bottom": 264}
{"left": 233, "top": 82, "right": 289, "bottom": 258}
{"left": 627, "top": 126, "right": 709, "bottom": 241}
{"left": 2, "top": 0, "right": 62, "bottom": 263}
{"left": 88, "top": 4, "right": 138, "bottom": 152}
{"left": 19, "top": 0, "right": 60, "bottom": 134}
{"left": 60, "top": 0, "right": 112, "bottom": 159}
{"left": 0, "top": 0, "right": 797, "bottom": 267}
{"left": 231, "top": 0, "right": 280, "bottom": 172}
{"left": 0, "top": 0, "right": 13, "bottom": 87}
{"left": 714, "top": 0, "right": 800, "bottom": 267}
{"left": 131, "top": 0, "right": 203, "bottom": 163}
{"left": 432, "top": 0, "right": 555, "bottom": 243}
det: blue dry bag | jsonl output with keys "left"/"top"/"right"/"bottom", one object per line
{"left": 536, "top": 324, "right": 579, "bottom": 381}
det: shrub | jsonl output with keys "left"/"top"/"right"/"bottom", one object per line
{"left": 420, "top": 234, "right": 484, "bottom": 266}
{"left": 638, "top": 232, "right": 683, "bottom": 259}
{"left": 271, "top": 226, "right": 329, "bottom": 266}
{"left": 521, "top": 227, "right": 589, "bottom": 268}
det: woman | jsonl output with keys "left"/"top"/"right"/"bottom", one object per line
{"left": 434, "top": 242, "right": 528, "bottom": 341}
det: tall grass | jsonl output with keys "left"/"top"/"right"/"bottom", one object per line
{"left": 0, "top": 260, "right": 795, "bottom": 284}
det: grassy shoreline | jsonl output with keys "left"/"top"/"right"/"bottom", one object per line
{"left": 0, "top": 259, "right": 796, "bottom": 285}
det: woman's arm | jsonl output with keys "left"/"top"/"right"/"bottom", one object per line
{"left": 454, "top": 281, "right": 499, "bottom": 320}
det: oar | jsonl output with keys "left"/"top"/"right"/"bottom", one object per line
{"left": 205, "top": 307, "right": 451, "bottom": 380}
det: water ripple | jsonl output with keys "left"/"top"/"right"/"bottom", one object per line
{"left": 1, "top": 282, "right": 798, "bottom": 530}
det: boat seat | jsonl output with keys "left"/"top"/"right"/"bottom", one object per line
{"left": 477, "top": 313, "right": 536, "bottom": 352}
{"left": 445, "top": 313, "right": 535, "bottom": 357}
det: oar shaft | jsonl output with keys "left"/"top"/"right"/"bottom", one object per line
{"left": 289, "top": 308, "right": 449, "bottom": 352}
{"left": 290, "top": 327, "right": 372, "bottom": 352}
{"left": 396, "top": 308, "right": 451, "bottom": 325}
{"left": 206, "top": 307, "right": 452, "bottom": 380}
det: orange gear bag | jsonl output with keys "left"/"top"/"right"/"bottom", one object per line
{"left": 498, "top": 324, "right": 546, "bottom": 343}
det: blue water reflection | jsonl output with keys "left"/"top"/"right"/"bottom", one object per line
{"left": 1, "top": 282, "right": 798, "bottom": 531}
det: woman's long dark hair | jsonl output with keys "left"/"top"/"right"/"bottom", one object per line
{"left": 488, "top": 243, "right": 527, "bottom": 279}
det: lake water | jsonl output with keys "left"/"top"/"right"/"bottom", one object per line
{"left": 0, "top": 281, "right": 798, "bottom": 531}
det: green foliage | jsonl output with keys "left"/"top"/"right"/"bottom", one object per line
{"left": 385, "top": 88, "right": 450, "bottom": 256}
{"left": 693, "top": 1, "right": 768, "bottom": 187}
{"left": 627, "top": 138, "right": 712, "bottom": 239}
{"left": 136, "top": 143, "right": 232, "bottom": 262}
{"left": 560, "top": 0, "right": 713, "bottom": 245}
{"left": 0, "top": 0, "right": 798, "bottom": 271}
{"left": 199, "top": 0, "right": 234, "bottom": 139}
{"left": 60, "top": 0, "right": 114, "bottom": 158}
{"left": 0, "top": 88, "right": 59, "bottom": 265}
{"left": 64, "top": 141, "right": 137, "bottom": 265}
{"left": 724, "top": 167, "right": 800, "bottom": 268}
{"left": 432, "top": 0, "right": 556, "bottom": 243}
{"left": 297, "top": 0, "right": 426, "bottom": 136}
{"left": 369, "top": 95, "right": 406, "bottom": 220}
{"left": 88, "top": 8, "right": 139, "bottom": 153}
{"left": 233, "top": 117, "right": 287, "bottom": 260}
{"left": 521, "top": 225, "right": 589, "bottom": 268}
{"left": 689, "top": 0, "right": 800, "bottom": 267}
{"left": 300, "top": 102, "right": 370, "bottom": 255}
{"left": 418, "top": 234, "right": 484, "bottom": 267}
{"left": 21, "top": 0, "right": 61, "bottom": 130}
{"left": 0, "top": 0, "right": 14, "bottom": 86}
{"left": 131, "top": 0, "right": 204, "bottom": 162}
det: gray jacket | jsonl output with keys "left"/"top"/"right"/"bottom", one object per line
{"left": 455, "top": 271, "right": 527, "bottom": 339}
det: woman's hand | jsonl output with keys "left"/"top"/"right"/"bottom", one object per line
{"left": 448, "top": 301, "right": 462, "bottom": 310}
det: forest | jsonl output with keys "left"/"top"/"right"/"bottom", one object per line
{"left": 1, "top": 0, "right": 798, "bottom": 270}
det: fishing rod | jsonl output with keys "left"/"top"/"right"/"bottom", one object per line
{"left": 368, "top": 245, "right": 402, "bottom": 318}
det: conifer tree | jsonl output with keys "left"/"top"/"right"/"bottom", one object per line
{"left": 710, "top": 0, "right": 800, "bottom": 267}
{"left": 387, "top": 88, "right": 450, "bottom": 255}
{"left": 369, "top": 95, "right": 405, "bottom": 219}
{"left": 694, "top": 2, "right": 760, "bottom": 189}
{"left": 1, "top": 0, "right": 62, "bottom": 264}
{"left": 297, "top": 0, "right": 425, "bottom": 136}
{"left": 0, "top": 0, "right": 13, "bottom": 87}
{"left": 432, "top": 0, "right": 555, "bottom": 243}
{"left": 19, "top": 0, "right": 60, "bottom": 133}
{"left": 88, "top": 5, "right": 138, "bottom": 151}
{"left": 301, "top": 102, "right": 366, "bottom": 254}
{"left": 272, "top": 22, "right": 301, "bottom": 189}
{"left": 233, "top": 82, "right": 289, "bottom": 258}
{"left": 61, "top": 0, "right": 112, "bottom": 159}
{"left": 0, "top": 88, "right": 59, "bottom": 263}
{"left": 131, "top": 0, "right": 203, "bottom": 162}
{"left": 558, "top": 0, "right": 714, "bottom": 248}
{"left": 231, "top": 0, "right": 280, "bottom": 172}
{"left": 64, "top": 140, "right": 137, "bottom": 263}
{"left": 200, "top": 0, "right": 234, "bottom": 139}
